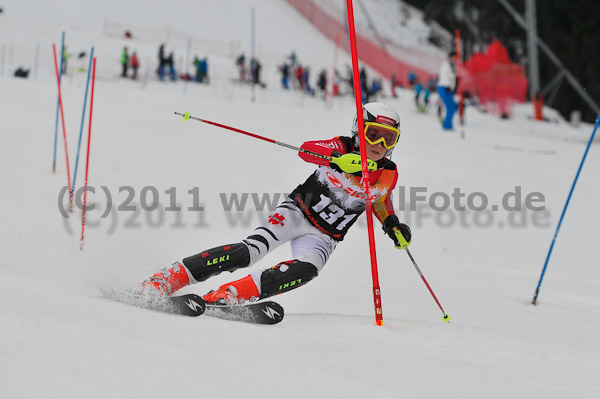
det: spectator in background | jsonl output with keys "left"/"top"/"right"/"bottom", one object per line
{"left": 236, "top": 53, "right": 246, "bottom": 82}
{"left": 360, "top": 67, "right": 368, "bottom": 103}
{"left": 279, "top": 63, "right": 290, "bottom": 89}
{"left": 345, "top": 66, "right": 354, "bottom": 94}
{"left": 121, "top": 47, "right": 129, "bottom": 78}
{"left": 332, "top": 70, "right": 340, "bottom": 96}
{"left": 295, "top": 65, "right": 304, "bottom": 90}
{"left": 437, "top": 51, "right": 458, "bottom": 130}
{"left": 131, "top": 51, "right": 139, "bottom": 80}
{"left": 157, "top": 44, "right": 166, "bottom": 78}
{"left": 414, "top": 81, "right": 432, "bottom": 112}
{"left": 407, "top": 71, "right": 417, "bottom": 88}
{"left": 427, "top": 77, "right": 437, "bottom": 93}
{"left": 161, "top": 52, "right": 176, "bottom": 81}
{"left": 250, "top": 57, "right": 262, "bottom": 86}
{"left": 368, "top": 78, "right": 382, "bottom": 101}
{"left": 303, "top": 67, "right": 313, "bottom": 95}
{"left": 62, "top": 46, "right": 69, "bottom": 74}
{"left": 391, "top": 73, "right": 400, "bottom": 98}
{"left": 317, "top": 69, "right": 327, "bottom": 98}
{"left": 76, "top": 51, "right": 87, "bottom": 73}
{"left": 194, "top": 56, "right": 208, "bottom": 83}
{"left": 201, "top": 58, "right": 209, "bottom": 83}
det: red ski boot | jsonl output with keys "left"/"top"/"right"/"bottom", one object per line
{"left": 141, "top": 262, "right": 191, "bottom": 297}
{"left": 203, "top": 275, "right": 260, "bottom": 305}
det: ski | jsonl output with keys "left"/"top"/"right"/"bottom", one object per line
{"left": 205, "top": 301, "right": 284, "bottom": 325}
{"left": 102, "top": 289, "right": 284, "bottom": 324}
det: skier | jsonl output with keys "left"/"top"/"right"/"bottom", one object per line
{"left": 140, "top": 103, "right": 412, "bottom": 306}
{"left": 437, "top": 51, "right": 458, "bottom": 130}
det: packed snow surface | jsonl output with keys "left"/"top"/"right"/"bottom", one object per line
{"left": 1, "top": 1, "right": 599, "bottom": 398}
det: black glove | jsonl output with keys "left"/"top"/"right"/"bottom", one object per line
{"left": 382, "top": 215, "right": 411, "bottom": 249}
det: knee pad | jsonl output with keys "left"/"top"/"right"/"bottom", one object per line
{"left": 182, "top": 243, "right": 250, "bottom": 282}
{"left": 259, "top": 260, "right": 318, "bottom": 299}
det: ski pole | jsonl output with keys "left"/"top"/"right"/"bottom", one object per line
{"left": 404, "top": 247, "right": 451, "bottom": 322}
{"left": 174, "top": 111, "right": 333, "bottom": 161}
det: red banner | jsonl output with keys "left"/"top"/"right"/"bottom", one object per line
{"left": 463, "top": 39, "right": 528, "bottom": 117}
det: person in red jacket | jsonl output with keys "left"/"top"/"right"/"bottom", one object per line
{"left": 130, "top": 51, "right": 140, "bottom": 80}
{"left": 141, "top": 102, "right": 412, "bottom": 305}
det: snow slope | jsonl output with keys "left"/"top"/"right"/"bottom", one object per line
{"left": 1, "top": 1, "right": 599, "bottom": 398}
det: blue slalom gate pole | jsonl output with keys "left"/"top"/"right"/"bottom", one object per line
{"left": 72, "top": 46, "right": 94, "bottom": 194}
{"left": 532, "top": 111, "right": 600, "bottom": 305}
{"left": 52, "top": 31, "right": 65, "bottom": 174}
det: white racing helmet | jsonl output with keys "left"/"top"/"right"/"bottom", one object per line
{"left": 351, "top": 102, "right": 401, "bottom": 158}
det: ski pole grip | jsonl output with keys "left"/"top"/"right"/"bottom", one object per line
{"left": 393, "top": 227, "right": 410, "bottom": 249}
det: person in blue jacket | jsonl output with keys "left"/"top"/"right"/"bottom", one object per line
{"left": 437, "top": 51, "right": 458, "bottom": 130}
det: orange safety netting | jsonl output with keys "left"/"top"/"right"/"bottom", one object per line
{"left": 462, "top": 39, "right": 528, "bottom": 117}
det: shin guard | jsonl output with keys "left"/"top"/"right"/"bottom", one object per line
{"left": 259, "top": 260, "right": 318, "bottom": 299}
{"left": 182, "top": 243, "right": 250, "bottom": 282}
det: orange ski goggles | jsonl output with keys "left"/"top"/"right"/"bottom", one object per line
{"left": 364, "top": 122, "right": 401, "bottom": 149}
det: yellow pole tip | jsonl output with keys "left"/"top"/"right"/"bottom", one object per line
{"left": 183, "top": 111, "right": 191, "bottom": 121}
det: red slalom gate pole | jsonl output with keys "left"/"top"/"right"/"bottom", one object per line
{"left": 80, "top": 57, "right": 97, "bottom": 250}
{"left": 345, "top": 0, "right": 384, "bottom": 326}
{"left": 52, "top": 44, "right": 73, "bottom": 210}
